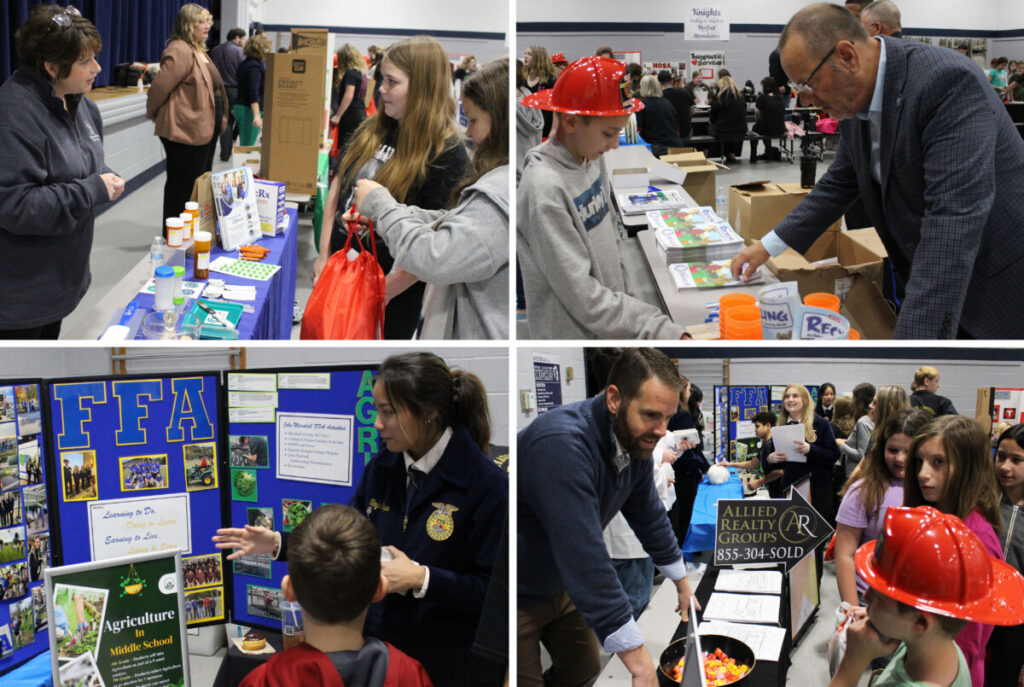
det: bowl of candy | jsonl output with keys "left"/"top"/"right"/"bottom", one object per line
{"left": 658, "top": 634, "right": 755, "bottom": 686}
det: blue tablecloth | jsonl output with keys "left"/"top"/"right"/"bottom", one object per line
{"left": 4, "top": 651, "right": 52, "bottom": 686}
{"left": 682, "top": 468, "right": 744, "bottom": 554}
{"left": 129, "top": 208, "right": 298, "bottom": 340}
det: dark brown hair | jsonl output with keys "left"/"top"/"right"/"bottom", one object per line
{"left": 851, "top": 382, "right": 876, "bottom": 420}
{"left": 452, "top": 57, "right": 509, "bottom": 202}
{"left": 376, "top": 352, "right": 491, "bottom": 452}
{"left": 606, "top": 348, "right": 683, "bottom": 406}
{"left": 287, "top": 505, "right": 380, "bottom": 623}
{"left": 15, "top": 5, "right": 102, "bottom": 81}
{"left": 841, "top": 408, "right": 930, "bottom": 510}
{"left": 904, "top": 415, "right": 1003, "bottom": 534}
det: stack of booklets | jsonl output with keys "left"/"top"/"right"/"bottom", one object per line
{"left": 616, "top": 189, "right": 691, "bottom": 215}
{"left": 668, "top": 260, "right": 763, "bottom": 290}
{"left": 649, "top": 207, "right": 744, "bottom": 264}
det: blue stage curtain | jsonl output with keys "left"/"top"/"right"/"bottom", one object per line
{"left": 3, "top": 0, "right": 211, "bottom": 86}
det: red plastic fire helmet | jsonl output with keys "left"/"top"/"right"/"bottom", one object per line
{"left": 520, "top": 56, "right": 644, "bottom": 116}
{"left": 551, "top": 52, "right": 568, "bottom": 65}
{"left": 855, "top": 506, "right": 1024, "bottom": 625}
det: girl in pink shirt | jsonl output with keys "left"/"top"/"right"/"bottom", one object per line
{"left": 904, "top": 415, "right": 1005, "bottom": 687}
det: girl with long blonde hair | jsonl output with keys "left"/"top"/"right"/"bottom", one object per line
{"left": 767, "top": 383, "right": 840, "bottom": 580}
{"left": 313, "top": 36, "right": 470, "bottom": 339}
{"left": 523, "top": 45, "right": 557, "bottom": 137}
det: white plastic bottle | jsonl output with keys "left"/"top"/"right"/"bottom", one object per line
{"left": 150, "top": 236, "right": 166, "bottom": 276}
{"left": 716, "top": 185, "right": 728, "bottom": 218}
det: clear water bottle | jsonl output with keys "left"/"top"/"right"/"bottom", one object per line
{"left": 716, "top": 185, "right": 728, "bottom": 218}
{"left": 150, "top": 236, "right": 166, "bottom": 276}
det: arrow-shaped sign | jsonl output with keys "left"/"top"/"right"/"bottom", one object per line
{"left": 713, "top": 486, "right": 833, "bottom": 573}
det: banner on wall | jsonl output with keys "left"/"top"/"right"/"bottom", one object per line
{"left": 685, "top": 7, "right": 729, "bottom": 41}
{"left": 45, "top": 550, "right": 190, "bottom": 687}
{"left": 689, "top": 51, "right": 726, "bottom": 80}
{"left": 642, "top": 61, "right": 688, "bottom": 75}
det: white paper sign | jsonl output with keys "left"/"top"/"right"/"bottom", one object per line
{"left": 771, "top": 423, "right": 807, "bottom": 463}
{"left": 87, "top": 493, "right": 191, "bottom": 560}
{"left": 689, "top": 50, "right": 727, "bottom": 81}
{"left": 228, "top": 374, "right": 278, "bottom": 392}
{"left": 228, "top": 391, "right": 278, "bottom": 408}
{"left": 277, "top": 412, "right": 353, "bottom": 486}
{"left": 759, "top": 282, "right": 801, "bottom": 341}
{"left": 278, "top": 373, "right": 332, "bottom": 390}
{"left": 795, "top": 305, "right": 851, "bottom": 339}
{"left": 229, "top": 407, "right": 276, "bottom": 423}
{"left": 686, "top": 7, "right": 729, "bottom": 41}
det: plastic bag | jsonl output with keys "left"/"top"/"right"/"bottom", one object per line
{"left": 816, "top": 117, "right": 839, "bottom": 134}
{"left": 300, "top": 218, "right": 385, "bottom": 340}
{"left": 828, "top": 601, "right": 857, "bottom": 677}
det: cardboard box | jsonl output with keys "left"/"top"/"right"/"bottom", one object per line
{"left": 659, "top": 149, "right": 721, "bottom": 207}
{"left": 767, "top": 227, "right": 895, "bottom": 339}
{"left": 728, "top": 180, "right": 842, "bottom": 245}
{"left": 260, "top": 52, "right": 327, "bottom": 196}
{"left": 232, "top": 145, "right": 261, "bottom": 170}
{"left": 289, "top": 28, "right": 329, "bottom": 54}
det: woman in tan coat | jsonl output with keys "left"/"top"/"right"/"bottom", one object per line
{"left": 146, "top": 3, "right": 228, "bottom": 226}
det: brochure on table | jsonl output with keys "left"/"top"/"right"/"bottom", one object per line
{"left": 44, "top": 549, "right": 190, "bottom": 687}
{"left": 224, "top": 365, "right": 379, "bottom": 632}
{"left": 212, "top": 167, "right": 262, "bottom": 251}
{"left": 45, "top": 372, "right": 226, "bottom": 636}
{"left": 0, "top": 380, "right": 51, "bottom": 676}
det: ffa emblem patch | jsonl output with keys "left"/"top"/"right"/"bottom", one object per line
{"left": 426, "top": 503, "right": 459, "bottom": 541}
{"left": 808, "top": 429, "right": 817, "bottom": 443}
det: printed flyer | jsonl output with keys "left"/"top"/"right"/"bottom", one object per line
{"left": 46, "top": 550, "right": 189, "bottom": 687}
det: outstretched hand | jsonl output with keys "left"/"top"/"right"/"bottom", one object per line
{"left": 212, "top": 525, "right": 277, "bottom": 560}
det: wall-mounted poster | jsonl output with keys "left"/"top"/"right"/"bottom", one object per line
{"left": 685, "top": 6, "right": 729, "bottom": 41}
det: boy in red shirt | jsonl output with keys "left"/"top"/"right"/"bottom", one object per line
{"left": 241, "top": 505, "right": 432, "bottom": 687}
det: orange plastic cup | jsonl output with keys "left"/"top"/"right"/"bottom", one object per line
{"left": 719, "top": 293, "right": 757, "bottom": 335}
{"left": 804, "top": 292, "right": 840, "bottom": 313}
{"left": 848, "top": 328, "right": 861, "bottom": 340}
{"left": 724, "top": 305, "right": 762, "bottom": 339}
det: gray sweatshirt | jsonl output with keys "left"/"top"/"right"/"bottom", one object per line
{"left": 0, "top": 68, "right": 112, "bottom": 328}
{"left": 359, "top": 165, "right": 509, "bottom": 340}
{"left": 517, "top": 137, "right": 685, "bottom": 339}
{"left": 841, "top": 415, "right": 874, "bottom": 475}
{"left": 516, "top": 87, "right": 543, "bottom": 181}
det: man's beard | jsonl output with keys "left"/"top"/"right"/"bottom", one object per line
{"left": 612, "top": 406, "right": 657, "bottom": 461}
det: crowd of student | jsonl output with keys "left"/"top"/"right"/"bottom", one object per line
{"left": 719, "top": 364, "right": 1023, "bottom": 686}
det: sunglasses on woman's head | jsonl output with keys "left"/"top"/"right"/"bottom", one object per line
{"left": 48, "top": 5, "right": 81, "bottom": 34}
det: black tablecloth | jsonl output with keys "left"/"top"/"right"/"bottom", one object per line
{"left": 212, "top": 630, "right": 284, "bottom": 687}
{"left": 666, "top": 565, "right": 792, "bottom": 687}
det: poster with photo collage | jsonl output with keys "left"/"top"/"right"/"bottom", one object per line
{"left": 45, "top": 372, "right": 225, "bottom": 635}
{"left": 0, "top": 381, "right": 51, "bottom": 675}
{"left": 224, "top": 366, "right": 378, "bottom": 632}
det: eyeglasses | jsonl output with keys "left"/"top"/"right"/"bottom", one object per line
{"left": 47, "top": 5, "right": 81, "bottom": 34}
{"left": 788, "top": 44, "right": 837, "bottom": 94}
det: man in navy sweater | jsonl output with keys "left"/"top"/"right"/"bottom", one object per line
{"left": 518, "top": 348, "right": 696, "bottom": 687}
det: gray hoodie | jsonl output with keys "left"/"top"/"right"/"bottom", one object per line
{"left": 517, "top": 137, "right": 686, "bottom": 339}
{"left": 516, "top": 87, "right": 543, "bottom": 181}
{"left": 0, "top": 68, "right": 112, "bottom": 329}
{"left": 359, "top": 165, "right": 509, "bottom": 340}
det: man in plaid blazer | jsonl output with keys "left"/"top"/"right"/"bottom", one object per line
{"left": 732, "top": 4, "right": 1024, "bottom": 339}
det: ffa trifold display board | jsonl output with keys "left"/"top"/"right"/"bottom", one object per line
{"left": 0, "top": 365, "right": 383, "bottom": 676}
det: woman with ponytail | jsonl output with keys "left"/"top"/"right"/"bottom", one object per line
{"left": 214, "top": 352, "right": 507, "bottom": 686}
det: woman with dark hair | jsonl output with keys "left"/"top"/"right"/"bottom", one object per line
{"left": 146, "top": 3, "right": 229, "bottom": 226}
{"left": 815, "top": 382, "right": 836, "bottom": 421}
{"left": 215, "top": 352, "right": 507, "bottom": 686}
{"left": 664, "top": 380, "right": 709, "bottom": 548}
{"left": 988, "top": 423, "right": 1024, "bottom": 686}
{"left": 751, "top": 76, "right": 787, "bottom": 161}
{"left": 0, "top": 5, "right": 124, "bottom": 338}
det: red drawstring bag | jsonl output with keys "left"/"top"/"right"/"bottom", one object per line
{"left": 300, "top": 217, "right": 385, "bottom": 339}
